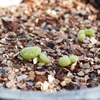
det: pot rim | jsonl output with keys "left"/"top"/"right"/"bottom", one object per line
{"left": 0, "top": 86, "right": 100, "bottom": 100}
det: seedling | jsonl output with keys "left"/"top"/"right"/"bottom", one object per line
{"left": 58, "top": 56, "right": 71, "bottom": 67}
{"left": 39, "top": 53, "right": 50, "bottom": 63}
{"left": 69, "top": 55, "right": 79, "bottom": 63}
{"left": 84, "top": 29, "right": 95, "bottom": 37}
{"left": 20, "top": 46, "right": 41, "bottom": 60}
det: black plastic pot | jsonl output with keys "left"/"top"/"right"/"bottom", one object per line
{"left": 0, "top": 87, "right": 100, "bottom": 100}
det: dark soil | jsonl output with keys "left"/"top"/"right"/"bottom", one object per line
{"left": 0, "top": 0, "right": 100, "bottom": 92}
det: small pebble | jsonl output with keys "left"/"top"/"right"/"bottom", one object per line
{"left": 94, "top": 57, "right": 100, "bottom": 63}
{"left": 35, "top": 71, "right": 46, "bottom": 76}
{"left": 48, "top": 75, "right": 55, "bottom": 83}
{"left": 77, "top": 71, "right": 85, "bottom": 76}
{"left": 17, "top": 74, "right": 28, "bottom": 82}
{"left": 67, "top": 72, "right": 74, "bottom": 78}
{"left": 97, "top": 70, "right": 100, "bottom": 75}
{"left": 82, "top": 63, "right": 90, "bottom": 68}
{"left": 43, "top": 26, "right": 49, "bottom": 30}
{"left": 0, "top": 48, "right": 5, "bottom": 53}
{"left": 0, "top": 83, "right": 3, "bottom": 87}
{"left": 27, "top": 41, "right": 34, "bottom": 47}
{"left": 76, "top": 10, "right": 86, "bottom": 15}
{"left": 90, "top": 48, "right": 97, "bottom": 52}
{"left": 26, "top": 82, "right": 34, "bottom": 86}
{"left": 87, "top": 53, "right": 93, "bottom": 57}
{"left": 0, "top": 68, "right": 6, "bottom": 76}
{"left": 35, "top": 81, "right": 42, "bottom": 88}
{"left": 53, "top": 79, "right": 60, "bottom": 85}
{"left": 33, "top": 57, "right": 38, "bottom": 64}
{"left": 90, "top": 37, "right": 97, "bottom": 45}
{"left": 70, "top": 62, "right": 77, "bottom": 71}
{"left": 29, "top": 71, "right": 35, "bottom": 81}
{"left": 96, "top": 41, "right": 100, "bottom": 46}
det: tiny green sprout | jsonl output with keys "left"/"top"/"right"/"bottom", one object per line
{"left": 58, "top": 56, "right": 71, "bottom": 67}
{"left": 69, "top": 55, "right": 79, "bottom": 63}
{"left": 77, "top": 30, "right": 85, "bottom": 37}
{"left": 84, "top": 29, "right": 95, "bottom": 37}
{"left": 61, "top": 27, "right": 67, "bottom": 32}
{"left": 20, "top": 46, "right": 41, "bottom": 60}
{"left": 39, "top": 53, "right": 50, "bottom": 63}
{"left": 78, "top": 33, "right": 86, "bottom": 42}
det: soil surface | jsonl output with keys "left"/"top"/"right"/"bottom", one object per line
{"left": 0, "top": 0, "right": 100, "bottom": 92}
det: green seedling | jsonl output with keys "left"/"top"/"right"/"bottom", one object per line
{"left": 69, "top": 55, "right": 79, "bottom": 63}
{"left": 61, "top": 27, "right": 67, "bottom": 32}
{"left": 77, "top": 30, "right": 85, "bottom": 37}
{"left": 58, "top": 56, "right": 71, "bottom": 67}
{"left": 78, "top": 33, "right": 86, "bottom": 42}
{"left": 20, "top": 46, "right": 41, "bottom": 60}
{"left": 39, "top": 53, "right": 50, "bottom": 63}
{"left": 84, "top": 29, "right": 95, "bottom": 37}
